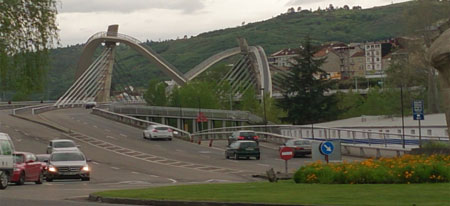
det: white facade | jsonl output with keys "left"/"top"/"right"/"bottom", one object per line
{"left": 365, "top": 43, "right": 383, "bottom": 76}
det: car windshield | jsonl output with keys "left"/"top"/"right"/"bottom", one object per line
{"left": 293, "top": 140, "right": 310, "bottom": 145}
{"left": 51, "top": 153, "right": 85, "bottom": 161}
{"left": 239, "top": 142, "right": 258, "bottom": 149}
{"left": 155, "top": 127, "right": 168, "bottom": 130}
{"left": 240, "top": 132, "right": 256, "bottom": 137}
{"left": 53, "top": 141, "right": 76, "bottom": 148}
{"left": 36, "top": 155, "right": 50, "bottom": 162}
{"left": 13, "top": 154, "right": 24, "bottom": 164}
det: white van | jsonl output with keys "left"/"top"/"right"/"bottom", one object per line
{"left": 0, "top": 133, "right": 15, "bottom": 189}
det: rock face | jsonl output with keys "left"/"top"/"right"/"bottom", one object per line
{"left": 429, "top": 29, "right": 450, "bottom": 138}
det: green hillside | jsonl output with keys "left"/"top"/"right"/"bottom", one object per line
{"left": 44, "top": 1, "right": 447, "bottom": 100}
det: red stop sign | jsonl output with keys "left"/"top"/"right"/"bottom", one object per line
{"left": 279, "top": 147, "right": 294, "bottom": 160}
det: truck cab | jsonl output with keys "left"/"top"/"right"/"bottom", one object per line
{"left": 0, "top": 133, "right": 15, "bottom": 189}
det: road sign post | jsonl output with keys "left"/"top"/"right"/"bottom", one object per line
{"left": 279, "top": 147, "right": 294, "bottom": 174}
{"left": 412, "top": 100, "right": 424, "bottom": 148}
{"left": 319, "top": 141, "right": 334, "bottom": 163}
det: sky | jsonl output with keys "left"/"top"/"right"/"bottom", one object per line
{"left": 57, "top": 0, "right": 410, "bottom": 46}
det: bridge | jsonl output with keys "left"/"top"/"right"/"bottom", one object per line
{"left": 54, "top": 25, "right": 273, "bottom": 108}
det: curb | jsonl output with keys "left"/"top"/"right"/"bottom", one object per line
{"left": 88, "top": 194, "right": 313, "bottom": 206}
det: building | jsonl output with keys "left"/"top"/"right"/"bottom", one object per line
{"left": 268, "top": 48, "right": 300, "bottom": 67}
{"left": 350, "top": 50, "right": 366, "bottom": 77}
{"left": 364, "top": 41, "right": 395, "bottom": 78}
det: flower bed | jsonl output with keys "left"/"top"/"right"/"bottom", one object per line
{"left": 294, "top": 155, "right": 450, "bottom": 184}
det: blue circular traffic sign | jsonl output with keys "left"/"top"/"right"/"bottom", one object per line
{"left": 319, "top": 141, "right": 334, "bottom": 155}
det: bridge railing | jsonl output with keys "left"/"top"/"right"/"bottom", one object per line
{"left": 92, "top": 108, "right": 191, "bottom": 140}
{"left": 193, "top": 124, "right": 449, "bottom": 147}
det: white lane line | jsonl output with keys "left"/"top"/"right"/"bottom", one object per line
{"left": 120, "top": 134, "right": 127, "bottom": 138}
{"left": 257, "top": 163, "right": 271, "bottom": 167}
{"left": 168, "top": 178, "right": 177, "bottom": 183}
{"left": 17, "top": 139, "right": 22, "bottom": 142}
{"left": 149, "top": 175, "right": 159, "bottom": 178}
{"left": 105, "top": 129, "right": 111, "bottom": 132}
{"left": 23, "top": 132, "right": 29, "bottom": 136}
{"left": 111, "top": 167, "right": 120, "bottom": 170}
{"left": 93, "top": 125, "right": 98, "bottom": 128}
{"left": 106, "top": 136, "right": 117, "bottom": 140}
{"left": 131, "top": 171, "right": 140, "bottom": 175}
{"left": 92, "top": 162, "right": 99, "bottom": 165}
{"left": 4, "top": 125, "right": 9, "bottom": 128}
{"left": 175, "top": 149, "right": 183, "bottom": 152}
{"left": 274, "top": 158, "right": 284, "bottom": 161}
{"left": 14, "top": 129, "right": 19, "bottom": 132}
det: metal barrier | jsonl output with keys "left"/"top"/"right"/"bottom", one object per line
{"left": 92, "top": 108, "right": 191, "bottom": 140}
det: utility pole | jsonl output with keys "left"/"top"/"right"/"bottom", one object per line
{"left": 260, "top": 88, "right": 267, "bottom": 132}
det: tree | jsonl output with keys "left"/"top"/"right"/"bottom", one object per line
{"left": 0, "top": 0, "right": 59, "bottom": 100}
{"left": 278, "top": 37, "right": 336, "bottom": 125}
{"left": 144, "top": 80, "right": 167, "bottom": 106}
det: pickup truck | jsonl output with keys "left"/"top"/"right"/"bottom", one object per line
{"left": 0, "top": 133, "right": 15, "bottom": 189}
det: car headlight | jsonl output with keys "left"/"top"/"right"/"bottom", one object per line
{"left": 48, "top": 166, "right": 57, "bottom": 172}
{"left": 82, "top": 165, "right": 89, "bottom": 172}
{"left": 14, "top": 168, "right": 21, "bottom": 171}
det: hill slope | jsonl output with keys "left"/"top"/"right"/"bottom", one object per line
{"left": 45, "top": 1, "right": 447, "bottom": 99}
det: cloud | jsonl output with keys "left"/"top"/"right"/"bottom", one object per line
{"left": 58, "top": 0, "right": 206, "bottom": 14}
{"left": 285, "top": 0, "right": 327, "bottom": 6}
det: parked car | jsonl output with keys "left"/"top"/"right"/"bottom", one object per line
{"left": 85, "top": 101, "right": 97, "bottom": 109}
{"left": 228, "top": 130, "right": 259, "bottom": 145}
{"left": 46, "top": 139, "right": 80, "bottom": 154}
{"left": 225, "top": 140, "right": 260, "bottom": 160}
{"left": 10, "top": 152, "right": 45, "bottom": 185}
{"left": 0, "top": 133, "right": 15, "bottom": 189}
{"left": 46, "top": 151, "right": 90, "bottom": 181}
{"left": 279, "top": 139, "right": 312, "bottom": 157}
{"left": 143, "top": 125, "right": 173, "bottom": 141}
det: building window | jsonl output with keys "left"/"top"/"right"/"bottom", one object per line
{"left": 376, "top": 57, "right": 380, "bottom": 62}
{"left": 411, "top": 130, "right": 415, "bottom": 135}
{"left": 427, "top": 129, "right": 432, "bottom": 135}
{"left": 397, "top": 129, "right": 401, "bottom": 133}
{"left": 385, "top": 130, "right": 390, "bottom": 133}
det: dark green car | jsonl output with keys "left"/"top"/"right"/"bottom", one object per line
{"left": 225, "top": 141, "right": 260, "bottom": 160}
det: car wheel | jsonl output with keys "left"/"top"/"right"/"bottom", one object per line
{"left": 225, "top": 153, "right": 229, "bottom": 159}
{"left": 168, "top": 138, "right": 172, "bottom": 141}
{"left": 81, "top": 177, "right": 90, "bottom": 181}
{"left": 143, "top": 133, "right": 147, "bottom": 139}
{"left": 246, "top": 157, "right": 250, "bottom": 160}
{"left": 234, "top": 153, "right": 239, "bottom": 160}
{"left": 0, "top": 172, "right": 8, "bottom": 189}
{"left": 17, "top": 172, "right": 25, "bottom": 185}
{"left": 256, "top": 156, "right": 260, "bottom": 160}
{"left": 46, "top": 177, "right": 53, "bottom": 182}
{"left": 35, "top": 172, "right": 43, "bottom": 184}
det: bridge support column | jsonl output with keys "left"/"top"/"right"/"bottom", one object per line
{"left": 192, "top": 119, "right": 197, "bottom": 133}
{"left": 96, "top": 25, "right": 118, "bottom": 103}
{"left": 177, "top": 118, "right": 182, "bottom": 130}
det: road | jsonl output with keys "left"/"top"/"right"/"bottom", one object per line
{"left": 0, "top": 108, "right": 362, "bottom": 205}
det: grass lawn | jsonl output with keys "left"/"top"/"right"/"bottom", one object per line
{"left": 94, "top": 181, "right": 450, "bottom": 206}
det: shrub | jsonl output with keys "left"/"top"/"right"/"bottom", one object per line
{"left": 294, "top": 155, "right": 450, "bottom": 184}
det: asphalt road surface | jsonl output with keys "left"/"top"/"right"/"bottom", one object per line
{"left": 0, "top": 108, "right": 362, "bottom": 205}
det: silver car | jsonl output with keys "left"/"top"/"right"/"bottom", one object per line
{"left": 47, "top": 139, "right": 80, "bottom": 154}
{"left": 46, "top": 151, "right": 90, "bottom": 181}
{"left": 143, "top": 125, "right": 173, "bottom": 141}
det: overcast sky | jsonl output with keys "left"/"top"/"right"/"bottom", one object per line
{"left": 57, "top": 0, "right": 410, "bottom": 46}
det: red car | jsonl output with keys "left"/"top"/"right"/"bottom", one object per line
{"left": 11, "top": 152, "right": 45, "bottom": 185}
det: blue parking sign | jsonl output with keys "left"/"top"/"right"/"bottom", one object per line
{"left": 412, "top": 100, "right": 424, "bottom": 120}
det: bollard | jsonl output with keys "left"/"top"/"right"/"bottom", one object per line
{"left": 190, "top": 137, "right": 194, "bottom": 143}
{"left": 209, "top": 139, "right": 213, "bottom": 147}
{"left": 198, "top": 137, "right": 202, "bottom": 145}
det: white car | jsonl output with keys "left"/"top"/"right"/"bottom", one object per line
{"left": 47, "top": 139, "right": 80, "bottom": 154}
{"left": 0, "top": 133, "right": 15, "bottom": 189}
{"left": 143, "top": 125, "right": 173, "bottom": 141}
{"left": 46, "top": 151, "right": 90, "bottom": 181}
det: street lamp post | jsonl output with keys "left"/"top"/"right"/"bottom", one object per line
{"left": 260, "top": 88, "right": 267, "bottom": 132}
{"left": 400, "top": 85, "right": 406, "bottom": 149}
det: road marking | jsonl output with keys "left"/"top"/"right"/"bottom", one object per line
{"left": 257, "top": 163, "right": 270, "bottom": 167}
{"left": 120, "top": 134, "right": 127, "bottom": 138}
{"left": 14, "top": 129, "right": 19, "bottom": 132}
{"left": 105, "top": 129, "right": 111, "bottom": 132}
{"left": 131, "top": 171, "right": 140, "bottom": 174}
{"left": 168, "top": 178, "right": 177, "bottom": 183}
{"left": 23, "top": 132, "right": 29, "bottom": 136}
{"left": 93, "top": 125, "right": 98, "bottom": 128}
{"left": 92, "top": 161, "right": 99, "bottom": 165}
{"left": 4, "top": 125, "right": 9, "bottom": 128}
{"left": 17, "top": 139, "right": 22, "bottom": 142}
{"left": 83, "top": 122, "right": 88, "bottom": 125}
{"left": 106, "top": 136, "right": 117, "bottom": 140}
{"left": 198, "top": 151, "right": 211, "bottom": 154}
{"left": 111, "top": 167, "right": 120, "bottom": 170}
{"left": 175, "top": 149, "right": 183, "bottom": 152}
{"left": 76, "top": 120, "right": 80, "bottom": 122}
{"left": 149, "top": 175, "right": 159, "bottom": 178}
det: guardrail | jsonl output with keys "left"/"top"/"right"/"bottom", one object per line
{"left": 92, "top": 108, "right": 191, "bottom": 140}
